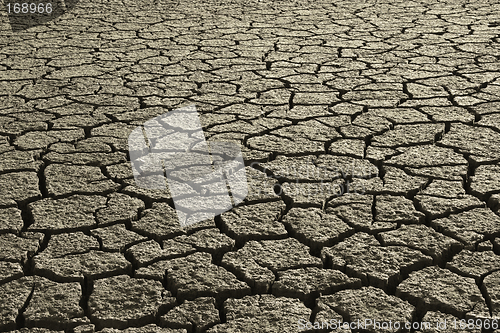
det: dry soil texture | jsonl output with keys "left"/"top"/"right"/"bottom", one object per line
{"left": 1, "top": 0, "right": 500, "bottom": 332}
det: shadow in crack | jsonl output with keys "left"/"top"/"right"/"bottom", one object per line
{"left": 6, "top": 0, "right": 79, "bottom": 32}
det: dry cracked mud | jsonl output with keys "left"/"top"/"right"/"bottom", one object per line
{"left": 1, "top": 0, "right": 500, "bottom": 332}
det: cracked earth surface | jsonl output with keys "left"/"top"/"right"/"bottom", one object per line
{"left": 1, "top": 0, "right": 500, "bottom": 332}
